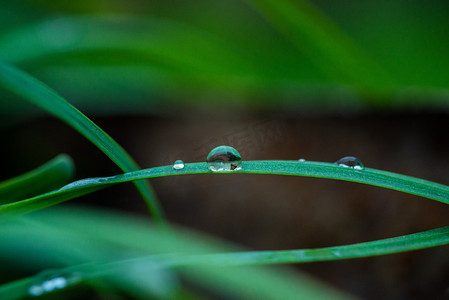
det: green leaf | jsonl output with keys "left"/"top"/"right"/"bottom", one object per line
{"left": 0, "top": 278, "right": 31, "bottom": 300}
{"left": 0, "top": 206, "right": 352, "bottom": 300}
{"left": 184, "top": 226, "right": 449, "bottom": 265}
{"left": 1, "top": 206, "right": 446, "bottom": 299}
{"left": 2, "top": 160, "right": 449, "bottom": 222}
{"left": 0, "top": 60, "right": 165, "bottom": 224}
{"left": 0, "top": 154, "right": 74, "bottom": 204}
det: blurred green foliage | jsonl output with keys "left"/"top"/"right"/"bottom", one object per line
{"left": 1, "top": 0, "right": 449, "bottom": 115}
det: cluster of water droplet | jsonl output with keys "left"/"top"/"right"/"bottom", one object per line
{"left": 171, "top": 145, "right": 363, "bottom": 173}
{"left": 28, "top": 270, "right": 81, "bottom": 297}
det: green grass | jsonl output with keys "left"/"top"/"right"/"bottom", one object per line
{"left": 0, "top": 60, "right": 165, "bottom": 225}
{"left": 0, "top": 154, "right": 74, "bottom": 204}
{"left": 0, "top": 206, "right": 353, "bottom": 300}
{"left": 1, "top": 159, "right": 449, "bottom": 298}
{"left": 1, "top": 1, "right": 449, "bottom": 298}
{"left": 2, "top": 160, "right": 449, "bottom": 221}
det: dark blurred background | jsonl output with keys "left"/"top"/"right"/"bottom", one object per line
{"left": 1, "top": 1, "right": 449, "bottom": 299}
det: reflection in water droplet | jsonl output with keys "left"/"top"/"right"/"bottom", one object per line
{"left": 173, "top": 160, "right": 185, "bottom": 170}
{"left": 206, "top": 146, "right": 242, "bottom": 172}
{"left": 298, "top": 158, "right": 306, "bottom": 162}
{"left": 28, "top": 270, "right": 81, "bottom": 297}
{"left": 335, "top": 156, "right": 364, "bottom": 170}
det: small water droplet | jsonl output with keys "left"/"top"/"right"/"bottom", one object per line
{"left": 331, "top": 250, "right": 342, "bottom": 257}
{"left": 298, "top": 158, "right": 306, "bottom": 162}
{"left": 173, "top": 160, "right": 185, "bottom": 170}
{"left": 28, "top": 270, "right": 81, "bottom": 297}
{"left": 206, "top": 146, "right": 242, "bottom": 172}
{"left": 335, "top": 156, "right": 364, "bottom": 170}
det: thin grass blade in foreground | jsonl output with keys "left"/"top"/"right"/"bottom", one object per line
{"left": 1, "top": 206, "right": 447, "bottom": 298}
{"left": 1, "top": 218, "right": 444, "bottom": 300}
{"left": 9, "top": 207, "right": 449, "bottom": 267}
{"left": 0, "top": 207, "right": 353, "bottom": 300}
{"left": 190, "top": 226, "right": 449, "bottom": 265}
{"left": 0, "top": 154, "right": 74, "bottom": 204}
{"left": 0, "top": 61, "right": 165, "bottom": 224}
{"left": 2, "top": 160, "right": 449, "bottom": 221}
{"left": 0, "top": 259, "right": 178, "bottom": 300}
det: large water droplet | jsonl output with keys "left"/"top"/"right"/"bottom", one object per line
{"left": 335, "top": 156, "right": 364, "bottom": 170}
{"left": 298, "top": 158, "right": 306, "bottom": 162}
{"left": 206, "top": 145, "right": 242, "bottom": 172}
{"left": 173, "top": 160, "right": 185, "bottom": 170}
{"left": 28, "top": 270, "right": 81, "bottom": 297}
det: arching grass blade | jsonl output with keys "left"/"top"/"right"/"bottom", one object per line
{"left": 1, "top": 160, "right": 449, "bottom": 222}
{"left": 0, "top": 60, "right": 165, "bottom": 224}
{"left": 0, "top": 154, "right": 74, "bottom": 204}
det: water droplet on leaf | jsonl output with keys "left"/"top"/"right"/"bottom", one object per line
{"left": 298, "top": 158, "right": 306, "bottom": 162}
{"left": 173, "top": 160, "right": 185, "bottom": 170}
{"left": 331, "top": 250, "right": 342, "bottom": 257}
{"left": 28, "top": 270, "right": 81, "bottom": 297}
{"left": 206, "top": 145, "right": 242, "bottom": 172}
{"left": 335, "top": 156, "right": 364, "bottom": 170}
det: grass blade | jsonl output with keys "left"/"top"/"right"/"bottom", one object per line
{"left": 0, "top": 278, "right": 31, "bottom": 300}
{"left": 1, "top": 206, "right": 446, "bottom": 299}
{"left": 0, "top": 206, "right": 353, "bottom": 300}
{"left": 0, "top": 258, "right": 178, "bottom": 299}
{"left": 0, "top": 60, "right": 165, "bottom": 224}
{"left": 1, "top": 160, "right": 449, "bottom": 223}
{"left": 0, "top": 154, "right": 74, "bottom": 204}
{"left": 186, "top": 226, "right": 449, "bottom": 266}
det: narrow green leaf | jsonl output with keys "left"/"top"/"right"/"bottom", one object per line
{"left": 2, "top": 160, "right": 449, "bottom": 222}
{"left": 0, "top": 60, "right": 165, "bottom": 224}
{"left": 0, "top": 154, "right": 74, "bottom": 204}
{"left": 0, "top": 257, "right": 178, "bottom": 299}
{"left": 0, "top": 206, "right": 352, "bottom": 300}
{"left": 185, "top": 226, "right": 449, "bottom": 266}
{"left": 0, "top": 278, "right": 31, "bottom": 300}
{"left": 1, "top": 206, "right": 446, "bottom": 299}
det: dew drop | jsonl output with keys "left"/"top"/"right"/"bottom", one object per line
{"left": 206, "top": 145, "right": 242, "bottom": 172}
{"left": 28, "top": 270, "right": 81, "bottom": 297}
{"left": 335, "top": 156, "right": 364, "bottom": 170}
{"left": 298, "top": 158, "right": 306, "bottom": 162}
{"left": 173, "top": 160, "right": 185, "bottom": 170}
{"left": 331, "top": 250, "right": 342, "bottom": 257}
